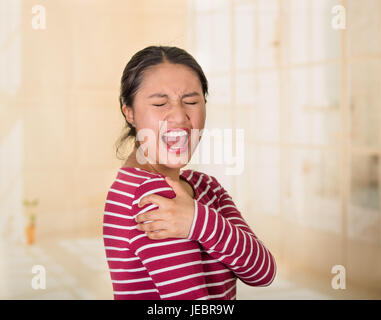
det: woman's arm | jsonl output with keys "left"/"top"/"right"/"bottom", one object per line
{"left": 187, "top": 175, "right": 277, "bottom": 287}
{"left": 136, "top": 173, "right": 276, "bottom": 287}
{"left": 128, "top": 177, "right": 216, "bottom": 300}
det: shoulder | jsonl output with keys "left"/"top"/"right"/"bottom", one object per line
{"left": 117, "top": 168, "right": 176, "bottom": 203}
{"left": 181, "top": 169, "right": 222, "bottom": 193}
{"left": 107, "top": 168, "right": 153, "bottom": 199}
{"left": 105, "top": 168, "right": 174, "bottom": 214}
{"left": 132, "top": 174, "right": 175, "bottom": 206}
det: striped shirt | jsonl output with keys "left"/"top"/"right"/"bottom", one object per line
{"left": 103, "top": 166, "right": 276, "bottom": 300}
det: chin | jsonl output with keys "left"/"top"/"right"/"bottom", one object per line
{"left": 164, "top": 162, "right": 188, "bottom": 169}
{"left": 158, "top": 155, "right": 190, "bottom": 169}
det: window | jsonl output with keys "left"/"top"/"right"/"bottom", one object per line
{"left": 188, "top": 0, "right": 381, "bottom": 285}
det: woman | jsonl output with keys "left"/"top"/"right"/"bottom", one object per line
{"left": 103, "top": 46, "right": 276, "bottom": 300}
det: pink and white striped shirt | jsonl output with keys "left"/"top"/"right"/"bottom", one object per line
{"left": 103, "top": 167, "right": 276, "bottom": 300}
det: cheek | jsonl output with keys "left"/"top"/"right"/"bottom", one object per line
{"left": 189, "top": 107, "right": 206, "bottom": 130}
{"left": 135, "top": 111, "right": 162, "bottom": 150}
{"left": 136, "top": 107, "right": 158, "bottom": 127}
{"left": 188, "top": 109, "right": 206, "bottom": 150}
{"left": 136, "top": 108, "right": 161, "bottom": 131}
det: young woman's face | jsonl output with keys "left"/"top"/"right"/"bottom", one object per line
{"left": 129, "top": 62, "right": 206, "bottom": 169}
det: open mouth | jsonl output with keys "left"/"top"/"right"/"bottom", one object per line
{"left": 161, "top": 128, "right": 189, "bottom": 154}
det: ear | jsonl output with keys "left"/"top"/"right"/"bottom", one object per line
{"left": 122, "top": 105, "right": 135, "bottom": 127}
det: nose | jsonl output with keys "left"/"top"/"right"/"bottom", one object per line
{"left": 166, "top": 101, "right": 190, "bottom": 124}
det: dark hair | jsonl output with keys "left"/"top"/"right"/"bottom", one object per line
{"left": 115, "top": 45, "right": 208, "bottom": 160}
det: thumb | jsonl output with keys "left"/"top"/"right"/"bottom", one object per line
{"left": 165, "top": 176, "right": 185, "bottom": 196}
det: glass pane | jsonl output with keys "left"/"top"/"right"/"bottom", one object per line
{"left": 195, "top": 0, "right": 214, "bottom": 12}
{"left": 235, "top": 73, "right": 256, "bottom": 106}
{"left": 207, "top": 74, "right": 231, "bottom": 106}
{"left": 257, "top": 71, "right": 280, "bottom": 142}
{"left": 195, "top": 106, "right": 233, "bottom": 171}
{"left": 204, "top": 104, "right": 232, "bottom": 130}
{"left": 283, "top": 149, "right": 341, "bottom": 234}
{"left": 195, "top": 13, "right": 213, "bottom": 73}
{"left": 257, "top": 0, "right": 280, "bottom": 67}
{"left": 349, "top": 60, "right": 381, "bottom": 148}
{"left": 252, "top": 145, "right": 280, "bottom": 216}
{"left": 236, "top": 71, "right": 280, "bottom": 142}
{"left": 348, "top": 154, "right": 380, "bottom": 244}
{"left": 309, "top": 2, "right": 341, "bottom": 62}
{"left": 234, "top": 2, "right": 256, "bottom": 70}
{"left": 211, "top": 9, "right": 231, "bottom": 73}
{"left": 258, "top": 0, "right": 279, "bottom": 12}
{"left": 195, "top": 0, "right": 229, "bottom": 12}
{"left": 288, "top": 0, "right": 340, "bottom": 64}
{"left": 194, "top": 7, "right": 231, "bottom": 74}
{"left": 347, "top": 0, "right": 381, "bottom": 56}
{"left": 288, "top": 0, "right": 309, "bottom": 64}
{"left": 235, "top": 104, "right": 258, "bottom": 143}
{"left": 286, "top": 64, "right": 341, "bottom": 145}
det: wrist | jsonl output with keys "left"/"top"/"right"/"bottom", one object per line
{"left": 186, "top": 200, "right": 199, "bottom": 240}
{"left": 187, "top": 200, "right": 208, "bottom": 241}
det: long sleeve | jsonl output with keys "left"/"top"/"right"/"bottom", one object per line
{"left": 103, "top": 168, "right": 239, "bottom": 300}
{"left": 126, "top": 177, "right": 218, "bottom": 300}
{"left": 187, "top": 175, "right": 277, "bottom": 287}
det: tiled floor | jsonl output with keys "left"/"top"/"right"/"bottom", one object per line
{"left": 0, "top": 236, "right": 112, "bottom": 300}
{"left": 0, "top": 236, "right": 379, "bottom": 300}
{"left": 237, "top": 278, "right": 331, "bottom": 300}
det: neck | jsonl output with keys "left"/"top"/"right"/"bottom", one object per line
{"left": 126, "top": 147, "right": 181, "bottom": 181}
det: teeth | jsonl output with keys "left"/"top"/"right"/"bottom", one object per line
{"left": 163, "top": 130, "right": 188, "bottom": 138}
{"left": 161, "top": 129, "right": 189, "bottom": 149}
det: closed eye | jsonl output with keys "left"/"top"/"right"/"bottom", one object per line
{"left": 153, "top": 102, "right": 197, "bottom": 106}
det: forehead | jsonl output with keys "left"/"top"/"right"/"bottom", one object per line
{"left": 139, "top": 62, "right": 202, "bottom": 95}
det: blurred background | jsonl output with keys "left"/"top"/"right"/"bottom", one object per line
{"left": 1, "top": 0, "right": 380, "bottom": 299}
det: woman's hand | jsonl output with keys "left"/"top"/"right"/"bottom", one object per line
{"left": 135, "top": 176, "right": 195, "bottom": 240}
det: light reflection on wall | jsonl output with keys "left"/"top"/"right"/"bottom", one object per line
{"left": 0, "top": 0, "right": 23, "bottom": 243}
{"left": 0, "top": 0, "right": 21, "bottom": 94}
{"left": 0, "top": 120, "right": 24, "bottom": 243}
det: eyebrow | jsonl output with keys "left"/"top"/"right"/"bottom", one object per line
{"left": 147, "top": 92, "right": 201, "bottom": 99}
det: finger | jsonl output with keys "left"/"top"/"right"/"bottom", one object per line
{"left": 146, "top": 230, "right": 169, "bottom": 240}
{"left": 135, "top": 209, "right": 162, "bottom": 223}
{"left": 138, "top": 194, "right": 166, "bottom": 208}
{"left": 137, "top": 220, "right": 168, "bottom": 233}
{"left": 165, "top": 176, "right": 186, "bottom": 197}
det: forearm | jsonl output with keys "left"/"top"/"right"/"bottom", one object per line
{"left": 188, "top": 200, "right": 276, "bottom": 286}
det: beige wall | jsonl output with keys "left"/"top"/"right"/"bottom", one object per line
{"left": 0, "top": 0, "right": 188, "bottom": 240}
